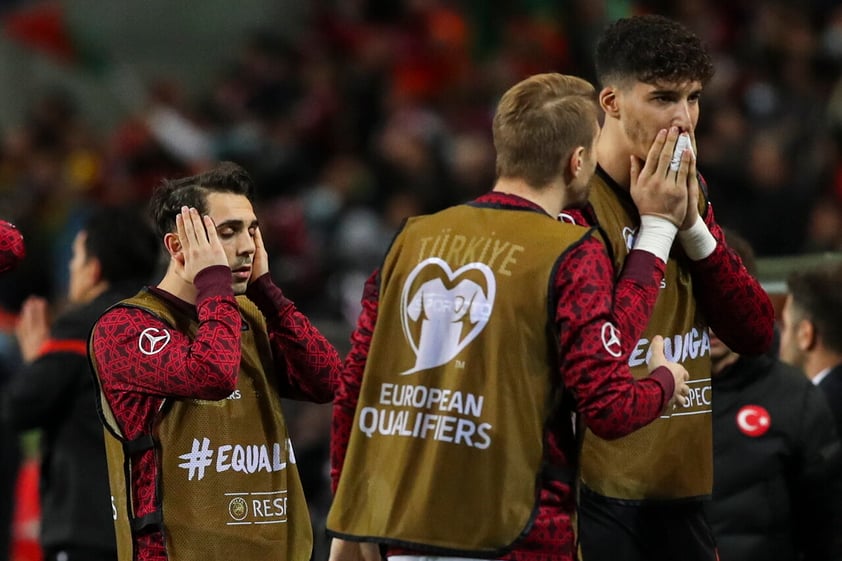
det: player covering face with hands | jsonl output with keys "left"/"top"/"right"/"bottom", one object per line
{"left": 88, "top": 162, "right": 340, "bottom": 561}
{"left": 570, "top": 15, "right": 775, "bottom": 561}
{"left": 164, "top": 197, "right": 265, "bottom": 298}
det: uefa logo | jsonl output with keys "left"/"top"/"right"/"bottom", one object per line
{"left": 228, "top": 497, "right": 248, "bottom": 521}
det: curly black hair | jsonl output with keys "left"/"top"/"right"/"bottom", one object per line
{"left": 595, "top": 15, "right": 714, "bottom": 87}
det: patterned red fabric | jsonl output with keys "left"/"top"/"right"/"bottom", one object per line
{"left": 564, "top": 196, "right": 775, "bottom": 355}
{"left": 331, "top": 192, "right": 672, "bottom": 561}
{"left": 689, "top": 205, "right": 774, "bottom": 354}
{"left": 0, "top": 220, "right": 25, "bottom": 273}
{"left": 90, "top": 267, "right": 339, "bottom": 561}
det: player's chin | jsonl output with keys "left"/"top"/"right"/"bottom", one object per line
{"left": 232, "top": 278, "right": 249, "bottom": 295}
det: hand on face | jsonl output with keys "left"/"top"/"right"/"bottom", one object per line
{"left": 629, "top": 127, "right": 692, "bottom": 227}
{"left": 681, "top": 144, "right": 701, "bottom": 230}
{"left": 174, "top": 206, "right": 229, "bottom": 285}
{"left": 249, "top": 225, "right": 269, "bottom": 283}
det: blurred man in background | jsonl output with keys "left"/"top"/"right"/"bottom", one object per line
{"left": 779, "top": 263, "right": 842, "bottom": 438}
{"left": 705, "top": 230, "right": 842, "bottom": 561}
{"left": 3, "top": 206, "right": 160, "bottom": 561}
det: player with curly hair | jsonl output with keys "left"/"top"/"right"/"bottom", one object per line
{"left": 567, "top": 15, "right": 776, "bottom": 561}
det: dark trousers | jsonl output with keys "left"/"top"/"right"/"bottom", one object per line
{"left": 578, "top": 486, "right": 718, "bottom": 561}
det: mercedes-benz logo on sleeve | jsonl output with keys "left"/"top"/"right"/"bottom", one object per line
{"left": 601, "top": 322, "right": 622, "bottom": 357}
{"left": 139, "top": 327, "right": 171, "bottom": 355}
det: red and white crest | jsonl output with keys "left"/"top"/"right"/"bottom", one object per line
{"left": 736, "top": 405, "right": 771, "bottom": 437}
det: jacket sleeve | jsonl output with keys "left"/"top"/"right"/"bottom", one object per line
{"left": 555, "top": 237, "right": 673, "bottom": 439}
{"left": 330, "top": 269, "right": 379, "bottom": 493}
{"left": 245, "top": 273, "right": 340, "bottom": 403}
{"left": 558, "top": 211, "right": 668, "bottom": 352}
{"left": 689, "top": 204, "right": 775, "bottom": 355}
{"left": 791, "top": 384, "right": 842, "bottom": 561}
{"left": 90, "top": 266, "right": 242, "bottom": 402}
{"left": 611, "top": 248, "right": 668, "bottom": 352}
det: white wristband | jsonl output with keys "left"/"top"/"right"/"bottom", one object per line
{"left": 634, "top": 215, "right": 678, "bottom": 263}
{"left": 677, "top": 215, "right": 717, "bottom": 261}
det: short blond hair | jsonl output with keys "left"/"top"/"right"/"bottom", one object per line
{"left": 492, "top": 73, "right": 598, "bottom": 188}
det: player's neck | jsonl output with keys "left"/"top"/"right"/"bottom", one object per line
{"left": 596, "top": 126, "right": 632, "bottom": 191}
{"left": 157, "top": 266, "right": 198, "bottom": 306}
{"left": 493, "top": 177, "right": 563, "bottom": 217}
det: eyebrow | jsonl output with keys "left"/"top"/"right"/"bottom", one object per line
{"left": 215, "top": 219, "right": 259, "bottom": 230}
{"left": 649, "top": 86, "right": 703, "bottom": 97}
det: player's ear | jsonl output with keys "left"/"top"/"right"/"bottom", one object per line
{"left": 599, "top": 86, "right": 620, "bottom": 119}
{"left": 164, "top": 233, "right": 181, "bottom": 258}
{"left": 797, "top": 318, "right": 816, "bottom": 352}
{"left": 568, "top": 146, "right": 585, "bottom": 179}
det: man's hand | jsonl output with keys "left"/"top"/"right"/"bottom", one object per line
{"left": 647, "top": 334, "right": 690, "bottom": 413}
{"left": 630, "top": 127, "right": 691, "bottom": 227}
{"left": 328, "top": 539, "right": 380, "bottom": 561}
{"left": 250, "top": 225, "right": 269, "bottom": 283}
{"left": 175, "top": 206, "right": 228, "bottom": 284}
{"left": 680, "top": 142, "right": 701, "bottom": 231}
{"left": 15, "top": 295, "right": 50, "bottom": 363}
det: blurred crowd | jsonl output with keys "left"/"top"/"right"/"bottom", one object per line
{"left": 1, "top": 0, "right": 842, "bottom": 555}
{"left": 0, "top": 0, "right": 841, "bottom": 324}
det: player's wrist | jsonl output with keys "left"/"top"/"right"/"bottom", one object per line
{"left": 677, "top": 215, "right": 716, "bottom": 261}
{"left": 634, "top": 215, "right": 678, "bottom": 263}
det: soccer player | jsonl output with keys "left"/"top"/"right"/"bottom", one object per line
{"left": 575, "top": 15, "right": 775, "bottom": 561}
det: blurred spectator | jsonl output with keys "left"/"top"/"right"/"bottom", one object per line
{"left": 1, "top": 0, "right": 841, "bottom": 321}
{"left": 804, "top": 195, "right": 842, "bottom": 253}
{"left": 2, "top": 206, "right": 160, "bottom": 561}
{"left": 779, "top": 262, "right": 842, "bottom": 438}
{"left": 706, "top": 229, "right": 842, "bottom": 561}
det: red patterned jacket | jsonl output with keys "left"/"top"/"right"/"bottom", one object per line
{"left": 90, "top": 267, "right": 340, "bottom": 561}
{"left": 331, "top": 192, "right": 677, "bottom": 561}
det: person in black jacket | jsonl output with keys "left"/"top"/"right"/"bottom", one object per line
{"left": 2, "top": 206, "right": 160, "bottom": 561}
{"left": 705, "top": 231, "right": 842, "bottom": 561}
{"left": 779, "top": 263, "right": 842, "bottom": 439}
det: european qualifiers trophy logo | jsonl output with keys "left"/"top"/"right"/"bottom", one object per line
{"left": 400, "top": 258, "right": 496, "bottom": 375}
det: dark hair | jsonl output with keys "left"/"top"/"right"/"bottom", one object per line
{"left": 787, "top": 264, "right": 842, "bottom": 354}
{"left": 83, "top": 206, "right": 160, "bottom": 285}
{"left": 149, "top": 161, "right": 255, "bottom": 239}
{"left": 595, "top": 15, "right": 714, "bottom": 88}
